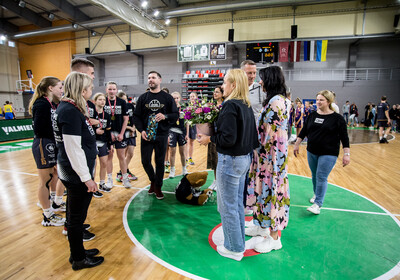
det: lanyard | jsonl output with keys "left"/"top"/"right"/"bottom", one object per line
{"left": 44, "top": 96, "right": 55, "bottom": 110}
{"left": 108, "top": 98, "right": 117, "bottom": 117}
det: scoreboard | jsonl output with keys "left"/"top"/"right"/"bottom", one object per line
{"left": 246, "top": 42, "right": 278, "bottom": 63}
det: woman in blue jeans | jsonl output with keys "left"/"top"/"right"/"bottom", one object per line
{"left": 293, "top": 90, "right": 350, "bottom": 214}
{"left": 198, "top": 69, "right": 258, "bottom": 261}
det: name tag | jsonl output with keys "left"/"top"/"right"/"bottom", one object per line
{"left": 315, "top": 118, "right": 324, "bottom": 124}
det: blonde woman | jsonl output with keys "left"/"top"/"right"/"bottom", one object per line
{"left": 198, "top": 69, "right": 258, "bottom": 261}
{"left": 53, "top": 72, "right": 103, "bottom": 270}
{"left": 29, "top": 76, "right": 65, "bottom": 226}
{"left": 294, "top": 90, "right": 350, "bottom": 215}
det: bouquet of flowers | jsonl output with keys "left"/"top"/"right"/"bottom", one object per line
{"left": 183, "top": 97, "right": 221, "bottom": 126}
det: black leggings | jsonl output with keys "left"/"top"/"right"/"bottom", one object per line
{"left": 140, "top": 135, "right": 168, "bottom": 189}
{"left": 62, "top": 180, "right": 93, "bottom": 262}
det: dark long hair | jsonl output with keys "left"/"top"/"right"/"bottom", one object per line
{"left": 259, "top": 66, "right": 287, "bottom": 107}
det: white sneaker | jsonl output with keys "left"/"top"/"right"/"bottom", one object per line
{"left": 244, "top": 208, "right": 253, "bottom": 215}
{"left": 216, "top": 245, "right": 244, "bottom": 261}
{"left": 307, "top": 203, "right": 321, "bottom": 214}
{"left": 254, "top": 236, "right": 282, "bottom": 253}
{"left": 169, "top": 167, "right": 176, "bottom": 178}
{"left": 123, "top": 177, "right": 132, "bottom": 188}
{"left": 181, "top": 166, "right": 188, "bottom": 175}
{"left": 309, "top": 194, "right": 316, "bottom": 204}
{"left": 209, "top": 180, "right": 217, "bottom": 191}
{"left": 245, "top": 226, "right": 269, "bottom": 237}
{"left": 107, "top": 177, "right": 113, "bottom": 189}
{"left": 245, "top": 219, "right": 255, "bottom": 228}
{"left": 245, "top": 236, "right": 265, "bottom": 250}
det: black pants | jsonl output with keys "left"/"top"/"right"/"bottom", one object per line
{"left": 62, "top": 180, "right": 93, "bottom": 262}
{"left": 140, "top": 135, "right": 168, "bottom": 189}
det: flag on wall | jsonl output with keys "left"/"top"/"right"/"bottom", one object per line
{"left": 289, "top": 41, "right": 301, "bottom": 62}
{"left": 316, "top": 40, "right": 328, "bottom": 62}
{"left": 304, "top": 41, "right": 310, "bottom": 61}
{"left": 279, "top": 42, "right": 289, "bottom": 62}
{"left": 309, "top": 40, "right": 315, "bottom": 61}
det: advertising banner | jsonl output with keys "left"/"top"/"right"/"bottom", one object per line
{"left": 0, "top": 118, "right": 34, "bottom": 142}
{"left": 210, "top": 43, "right": 226, "bottom": 60}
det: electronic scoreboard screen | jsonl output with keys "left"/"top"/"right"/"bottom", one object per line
{"left": 246, "top": 42, "right": 279, "bottom": 63}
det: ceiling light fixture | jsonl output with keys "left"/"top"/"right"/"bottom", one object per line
{"left": 48, "top": 13, "right": 55, "bottom": 20}
{"left": 165, "top": 19, "right": 170, "bottom": 25}
{"left": 153, "top": 10, "right": 159, "bottom": 17}
{"left": 141, "top": 1, "right": 148, "bottom": 8}
{"left": 72, "top": 23, "right": 79, "bottom": 29}
{"left": 18, "top": 1, "right": 26, "bottom": 8}
{"left": 91, "top": 31, "right": 96, "bottom": 36}
{"left": 0, "top": 35, "right": 6, "bottom": 41}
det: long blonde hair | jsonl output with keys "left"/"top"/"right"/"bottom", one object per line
{"left": 223, "top": 69, "right": 250, "bottom": 107}
{"left": 28, "top": 76, "right": 60, "bottom": 115}
{"left": 316, "top": 90, "right": 334, "bottom": 111}
{"left": 63, "top": 72, "right": 93, "bottom": 117}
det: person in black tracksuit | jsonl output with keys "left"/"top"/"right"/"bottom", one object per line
{"left": 133, "top": 71, "right": 178, "bottom": 199}
{"left": 53, "top": 72, "right": 104, "bottom": 270}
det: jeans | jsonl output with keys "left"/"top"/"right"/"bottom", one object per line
{"left": 217, "top": 152, "right": 251, "bottom": 252}
{"left": 349, "top": 114, "right": 358, "bottom": 126}
{"left": 392, "top": 120, "right": 397, "bottom": 132}
{"left": 141, "top": 135, "right": 168, "bottom": 189}
{"left": 62, "top": 180, "right": 93, "bottom": 262}
{"left": 307, "top": 152, "right": 337, "bottom": 207}
{"left": 343, "top": 113, "right": 349, "bottom": 124}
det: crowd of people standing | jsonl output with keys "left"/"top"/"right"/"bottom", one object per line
{"left": 35, "top": 56, "right": 400, "bottom": 268}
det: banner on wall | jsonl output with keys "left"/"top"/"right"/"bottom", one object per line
{"left": 279, "top": 42, "right": 289, "bottom": 62}
{"left": 289, "top": 41, "right": 301, "bottom": 62}
{"left": 0, "top": 118, "right": 34, "bottom": 142}
{"left": 178, "top": 45, "right": 194, "bottom": 62}
{"left": 193, "top": 44, "right": 210, "bottom": 61}
{"left": 210, "top": 43, "right": 226, "bottom": 60}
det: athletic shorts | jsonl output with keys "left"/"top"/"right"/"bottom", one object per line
{"left": 377, "top": 120, "right": 390, "bottom": 128}
{"left": 97, "top": 141, "right": 109, "bottom": 157}
{"left": 188, "top": 125, "right": 197, "bottom": 140}
{"left": 110, "top": 131, "right": 127, "bottom": 149}
{"left": 169, "top": 131, "right": 186, "bottom": 147}
{"left": 4, "top": 112, "right": 13, "bottom": 120}
{"left": 126, "top": 137, "right": 136, "bottom": 147}
{"left": 32, "top": 138, "right": 57, "bottom": 169}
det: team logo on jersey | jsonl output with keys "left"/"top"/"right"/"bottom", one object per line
{"left": 46, "top": 143, "right": 55, "bottom": 153}
{"left": 146, "top": 99, "right": 164, "bottom": 112}
{"left": 315, "top": 118, "right": 324, "bottom": 124}
{"left": 86, "top": 119, "right": 95, "bottom": 136}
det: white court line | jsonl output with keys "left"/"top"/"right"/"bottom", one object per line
{"left": 291, "top": 204, "right": 400, "bottom": 217}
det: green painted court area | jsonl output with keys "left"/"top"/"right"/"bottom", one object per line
{"left": 125, "top": 172, "right": 400, "bottom": 280}
{"left": 0, "top": 139, "right": 33, "bottom": 154}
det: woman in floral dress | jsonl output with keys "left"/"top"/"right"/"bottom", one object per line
{"left": 246, "top": 66, "right": 291, "bottom": 254}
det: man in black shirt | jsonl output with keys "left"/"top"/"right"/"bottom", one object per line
{"left": 134, "top": 71, "right": 178, "bottom": 199}
{"left": 376, "top": 96, "right": 391, "bottom": 143}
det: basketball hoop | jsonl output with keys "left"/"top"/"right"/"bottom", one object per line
{"left": 17, "top": 89, "right": 23, "bottom": 95}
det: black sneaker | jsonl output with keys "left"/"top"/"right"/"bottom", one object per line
{"left": 383, "top": 137, "right": 389, "bottom": 143}
{"left": 69, "top": 248, "right": 100, "bottom": 264}
{"left": 379, "top": 139, "right": 385, "bottom": 143}
{"left": 99, "top": 183, "right": 111, "bottom": 193}
{"left": 72, "top": 256, "right": 104, "bottom": 270}
{"left": 83, "top": 224, "right": 90, "bottom": 230}
{"left": 93, "top": 191, "right": 103, "bottom": 198}
{"left": 83, "top": 229, "right": 96, "bottom": 242}
{"left": 52, "top": 201, "right": 66, "bottom": 212}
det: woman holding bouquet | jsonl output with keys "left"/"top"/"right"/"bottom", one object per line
{"left": 198, "top": 69, "right": 258, "bottom": 261}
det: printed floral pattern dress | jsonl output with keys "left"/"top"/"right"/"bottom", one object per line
{"left": 246, "top": 95, "right": 290, "bottom": 231}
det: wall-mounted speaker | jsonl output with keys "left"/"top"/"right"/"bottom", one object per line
{"left": 85, "top": 47, "right": 90, "bottom": 54}
{"left": 228, "top": 29, "right": 234, "bottom": 42}
{"left": 126, "top": 45, "right": 131, "bottom": 51}
{"left": 291, "top": 25, "right": 298, "bottom": 39}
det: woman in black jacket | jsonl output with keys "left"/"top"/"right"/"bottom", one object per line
{"left": 198, "top": 69, "right": 258, "bottom": 261}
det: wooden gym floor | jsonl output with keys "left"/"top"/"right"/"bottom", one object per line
{"left": 0, "top": 129, "right": 399, "bottom": 280}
